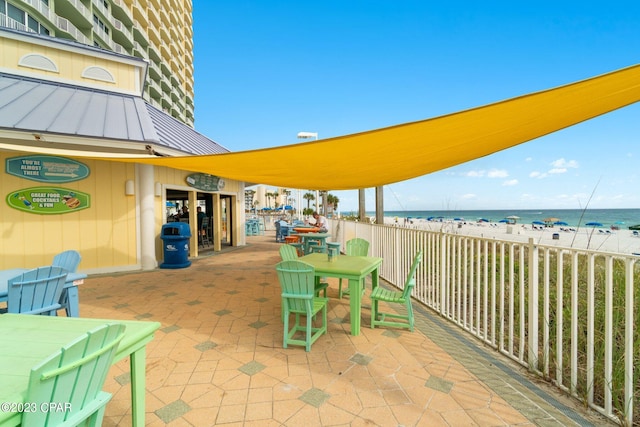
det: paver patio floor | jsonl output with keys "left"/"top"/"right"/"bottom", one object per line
{"left": 78, "top": 234, "right": 610, "bottom": 426}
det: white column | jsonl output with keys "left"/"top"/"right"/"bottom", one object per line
{"left": 138, "top": 164, "right": 157, "bottom": 270}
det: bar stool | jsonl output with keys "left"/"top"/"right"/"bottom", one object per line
{"left": 284, "top": 235, "right": 300, "bottom": 244}
{"left": 327, "top": 241, "right": 341, "bottom": 255}
{"left": 290, "top": 243, "right": 304, "bottom": 257}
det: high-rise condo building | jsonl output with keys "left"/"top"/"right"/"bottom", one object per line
{"left": 0, "top": 0, "right": 195, "bottom": 126}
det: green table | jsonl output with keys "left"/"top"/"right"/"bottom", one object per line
{"left": 299, "top": 253, "right": 383, "bottom": 336}
{"left": 0, "top": 314, "right": 160, "bottom": 427}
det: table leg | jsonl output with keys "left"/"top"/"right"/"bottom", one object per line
{"left": 349, "top": 278, "right": 361, "bottom": 336}
{"left": 130, "top": 347, "right": 147, "bottom": 427}
{"left": 371, "top": 267, "right": 380, "bottom": 290}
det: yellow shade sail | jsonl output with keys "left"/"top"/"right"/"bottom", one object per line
{"left": 111, "top": 64, "right": 640, "bottom": 190}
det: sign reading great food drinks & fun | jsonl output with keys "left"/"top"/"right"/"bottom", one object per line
{"left": 6, "top": 187, "right": 90, "bottom": 214}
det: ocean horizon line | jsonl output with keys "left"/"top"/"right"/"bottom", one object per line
{"left": 336, "top": 208, "right": 640, "bottom": 229}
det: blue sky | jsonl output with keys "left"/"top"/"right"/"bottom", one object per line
{"left": 192, "top": 1, "right": 640, "bottom": 212}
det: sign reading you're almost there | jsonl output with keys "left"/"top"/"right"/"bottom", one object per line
{"left": 6, "top": 155, "right": 90, "bottom": 183}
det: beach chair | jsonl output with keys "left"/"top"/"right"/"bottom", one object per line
{"left": 22, "top": 323, "right": 125, "bottom": 427}
{"left": 276, "top": 260, "right": 328, "bottom": 352}
{"left": 370, "top": 251, "right": 422, "bottom": 332}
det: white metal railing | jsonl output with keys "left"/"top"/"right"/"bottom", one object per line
{"left": 329, "top": 219, "right": 637, "bottom": 425}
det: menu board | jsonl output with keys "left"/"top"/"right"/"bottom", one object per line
{"left": 186, "top": 173, "right": 225, "bottom": 191}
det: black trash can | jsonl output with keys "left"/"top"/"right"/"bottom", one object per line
{"left": 160, "top": 222, "right": 192, "bottom": 269}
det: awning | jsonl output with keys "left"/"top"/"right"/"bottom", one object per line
{"left": 97, "top": 64, "right": 640, "bottom": 190}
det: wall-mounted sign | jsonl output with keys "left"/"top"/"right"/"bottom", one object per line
{"left": 186, "top": 173, "right": 225, "bottom": 191}
{"left": 6, "top": 155, "right": 89, "bottom": 183}
{"left": 6, "top": 187, "right": 90, "bottom": 214}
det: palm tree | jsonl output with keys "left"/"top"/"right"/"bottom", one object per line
{"left": 303, "top": 192, "right": 315, "bottom": 210}
{"left": 327, "top": 193, "right": 339, "bottom": 215}
{"left": 318, "top": 191, "right": 328, "bottom": 215}
{"left": 265, "top": 192, "right": 274, "bottom": 208}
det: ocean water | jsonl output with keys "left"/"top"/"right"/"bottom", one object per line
{"left": 355, "top": 208, "right": 640, "bottom": 229}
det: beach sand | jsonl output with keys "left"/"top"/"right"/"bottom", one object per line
{"left": 383, "top": 217, "right": 640, "bottom": 255}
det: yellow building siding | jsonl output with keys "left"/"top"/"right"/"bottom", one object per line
{"left": 1, "top": 38, "right": 142, "bottom": 94}
{"left": 0, "top": 153, "right": 138, "bottom": 270}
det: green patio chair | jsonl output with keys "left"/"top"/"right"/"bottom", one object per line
{"left": 7, "top": 266, "right": 67, "bottom": 315}
{"left": 22, "top": 323, "right": 125, "bottom": 427}
{"left": 279, "top": 244, "right": 299, "bottom": 261}
{"left": 338, "top": 238, "right": 370, "bottom": 298}
{"left": 276, "top": 260, "right": 328, "bottom": 352}
{"left": 370, "top": 250, "right": 422, "bottom": 332}
{"left": 279, "top": 245, "right": 328, "bottom": 297}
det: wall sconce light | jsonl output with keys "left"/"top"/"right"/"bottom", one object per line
{"left": 154, "top": 182, "right": 162, "bottom": 197}
{"left": 125, "top": 179, "right": 135, "bottom": 196}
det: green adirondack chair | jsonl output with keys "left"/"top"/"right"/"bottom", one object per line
{"left": 276, "top": 260, "right": 328, "bottom": 352}
{"left": 370, "top": 250, "right": 422, "bottom": 332}
{"left": 338, "top": 238, "right": 370, "bottom": 298}
{"left": 22, "top": 323, "right": 125, "bottom": 426}
{"left": 279, "top": 245, "right": 328, "bottom": 297}
{"left": 279, "top": 244, "right": 299, "bottom": 261}
{"left": 7, "top": 266, "right": 67, "bottom": 315}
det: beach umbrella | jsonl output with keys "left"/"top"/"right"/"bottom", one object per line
{"left": 453, "top": 217, "right": 464, "bottom": 221}
{"left": 478, "top": 218, "right": 489, "bottom": 222}
{"left": 585, "top": 222, "right": 603, "bottom": 227}
{"left": 554, "top": 221, "right": 568, "bottom": 226}
{"left": 532, "top": 220, "right": 545, "bottom": 225}
{"left": 283, "top": 205, "right": 293, "bottom": 210}
{"left": 499, "top": 219, "right": 509, "bottom": 223}
{"left": 543, "top": 217, "right": 559, "bottom": 223}
{"left": 261, "top": 207, "right": 272, "bottom": 211}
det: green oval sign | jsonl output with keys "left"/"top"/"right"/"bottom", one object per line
{"left": 186, "top": 173, "right": 225, "bottom": 191}
{"left": 6, "top": 155, "right": 90, "bottom": 183}
{"left": 7, "top": 187, "right": 90, "bottom": 214}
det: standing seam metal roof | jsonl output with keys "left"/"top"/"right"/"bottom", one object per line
{"left": 0, "top": 73, "right": 228, "bottom": 155}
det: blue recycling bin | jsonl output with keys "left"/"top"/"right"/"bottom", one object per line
{"left": 160, "top": 222, "right": 191, "bottom": 268}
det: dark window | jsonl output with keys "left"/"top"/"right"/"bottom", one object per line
{"left": 28, "top": 15, "right": 38, "bottom": 32}
{"left": 8, "top": 3, "right": 25, "bottom": 24}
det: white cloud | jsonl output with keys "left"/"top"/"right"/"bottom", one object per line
{"left": 551, "top": 158, "right": 579, "bottom": 169}
{"left": 548, "top": 168, "right": 567, "bottom": 174}
{"left": 529, "top": 171, "right": 547, "bottom": 179}
{"left": 487, "top": 169, "right": 508, "bottom": 178}
{"left": 460, "top": 193, "right": 476, "bottom": 199}
{"left": 465, "top": 168, "right": 508, "bottom": 178}
{"left": 502, "top": 179, "right": 518, "bottom": 186}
